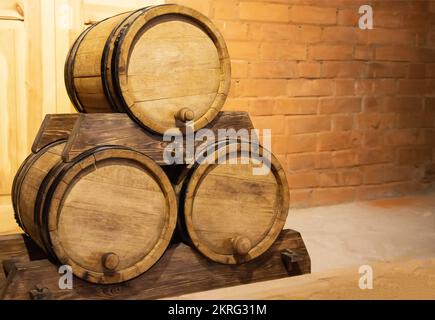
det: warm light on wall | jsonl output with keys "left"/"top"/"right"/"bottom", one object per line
{"left": 57, "top": 3, "right": 72, "bottom": 30}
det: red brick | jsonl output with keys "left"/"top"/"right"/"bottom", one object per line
{"left": 223, "top": 98, "right": 250, "bottom": 111}
{"left": 319, "top": 170, "right": 362, "bottom": 187}
{"left": 397, "top": 113, "right": 434, "bottom": 129}
{"left": 368, "top": 29, "right": 415, "bottom": 45}
{"left": 426, "top": 98, "right": 435, "bottom": 112}
{"left": 286, "top": 116, "right": 331, "bottom": 135}
{"left": 298, "top": 62, "right": 321, "bottom": 78}
{"left": 322, "top": 62, "right": 368, "bottom": 78}
{"left": 249, "top": 61, "right": 298, "bottom": 78}
{"left": 287, "top": 79, "right": 335, "bottom": 97}
{"left": 427, "top": 64, "right": 435, "bottom": 78}
{"left": 309, "top": 44, "right": 354, "bottom": 60}
{"left": 322, "top": 27, "right": 368, "bottom": 44}
{"left": 355, "top": 79, "right": 374, "bottom": 95}
{"left": 362, "top": 165, "right": 385, "bottom": 185}
{"left": 357, "top": 113, "right": 395, "bottom": 130}
{"left": 335, "top": 80, "right": 355, "bottom": 96}
{"left": 227, "top": 41, "right": 259, "bottom": 59}
{"left": 398, "top": 80, "right": 428, "bottom": 95}
{"left": 312, "top": 187, "right": 355, "bottom": 206}
{"left": 314, "top": 153, "right": 332, "bottom": 169}
{"left": 384, "top": 130, "right": 425, "bottom": 146}
{"left": 318, "top": 132, "right": 360, "bottom": 151}
{"left": 289, "top": 189, "right": 312, "bottom": 209}
{"left": 288, "top": 172, "right": 318, "bottom": 189}
{"left": 252, "top": 115, "right": 286, "bottom": 134}
{"left": 384, "top": 166, "right": 418, "bottom": 183}
{"left": 362, "top": 130, "right": 383, "bottom": 148}
{"left": 334, "top": 115, "right": 353, "bottom": 131}
{"left": 332, "top": 150, "right": 359, "bottom": 168}
{"left": 287, "top": 134, "right": 317, "bottom": 154}
{"left": 171, "top": 0, "right": 211, "bottom": 15}
{"left": 261, "top": 43, "right": 307, "bottom": 60}
{"left": 289, "top": 5, "right": 337, "bottom": 25}
{"left": 368, "top": 62, "right": 408, "bottom": 78}
{"left": 275, "top": 98, "right": 318, "bottom": 115}
{"left": 373, "top": 79, "right": 396, "bottom": 95}
{"left": 366, "top": 96, "right": 418, "bottom": 113}
{"left": 297, "top": 26, "right": 323, "bottom": 43}
{"left": 337, "top": 9, "right": 359, "bottom": 26}
{"left": 212, "top": 0, "right": 239, "bottom": 20}
{"left": 214, "top": 21, "right": 248, "bottom": 40}
{"left": 376, "top": 46, "right": 419, "bottom": 62}
{"left": 373, "top": 12, "right": 402, "bottom": 28}
{"left": 249, "top": 99, "right": 275, "bottom": 116}
{"left": 409, "top": 64, "right": 427, "bottom": 78}
{"left": 271, "top": 135, "right": 288, "bottom": 154}
{"left": 355, "top": 46, "right": 374, "bottom": 60}
{"left": 235, "top": 79, "right": 287, "bottom": 97}
{"left": 249, "top": 24, "right": 322, "bottom": 43}
{"left": 398, "top": 147, "right": 432, "bottom": 165}
{"left": 231, "top": 60, "right": 249, "bottom": 78}
{"left": 357, "top": 182, "right": 414, "bottom": 201}
{"left": 287, "top": 154, "right": 315, "bottom": 171}
{"left": 240, "top": 2, "right": 289, "bottom": 22}
{"left": 401, "top": 12, "right": 428, "bottom": 31}
{"left": 319, "top": 97, "right": 362, "bottom": 114}
{"left": 359, "top": 148, "right": 395, "bottom": 165}
{"left": 425, "top": 129, "right": 435, "bottom": 145}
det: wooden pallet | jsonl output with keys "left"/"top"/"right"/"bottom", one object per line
{"left": 0, "top": 230, "right": 310, "bottom": 300}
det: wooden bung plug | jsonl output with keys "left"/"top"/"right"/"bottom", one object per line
{"left": 176, "top": 108, "right": 195, "bottom": 122}
{"left": 231, "top": 236, "right": 252, "bottom": 256}
{"left": 102, "top": 253, "right": 120, "bottom": 271}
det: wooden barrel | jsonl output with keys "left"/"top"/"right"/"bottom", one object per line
{"left": 176, "top": 141, "right": 290, "bottom": 264}
{"left": 65, "top": 4, "right": 231, "bottom": 135}
{"left": 13, "top": 143, "right": 177, "bottom": 284}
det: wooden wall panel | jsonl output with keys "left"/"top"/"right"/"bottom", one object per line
{"left": 0, "top": 20, "right": 26, "bottom": 196}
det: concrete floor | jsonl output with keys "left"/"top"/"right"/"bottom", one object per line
{"left": 285, "top": 190, "right": 435, "bottom": 273}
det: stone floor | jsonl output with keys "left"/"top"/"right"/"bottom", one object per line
{"left": 285, "top": 190, "right": 435, "bottom": 273}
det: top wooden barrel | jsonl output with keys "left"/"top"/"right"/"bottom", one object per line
{"left": 65, "top": 5, "right": 231, "bottom": 135}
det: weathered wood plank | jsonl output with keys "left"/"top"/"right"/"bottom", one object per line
{"left": 31, "top": 114, "right": 79, "bottom": 153}
{"left": 0, "top": 230, "right": 310, "bottom": 300}
{"left": 0, "top": 234, "right": 46, "bottom": 282}
{"left": 62, "top": 112, "right": 254, "bottom": 164}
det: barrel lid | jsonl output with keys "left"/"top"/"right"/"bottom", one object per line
{"left": 113, "top": 5, "right": 231, "bottom": 135}
{"left": 183, "top": 143, "right": 290, "bottom": 264}
{"left": 47, "top": 147, "right": 177, "bottom": 284}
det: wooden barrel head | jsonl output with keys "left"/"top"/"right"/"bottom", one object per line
{"left": 183, "top": 143, "right": 289, "bottom": 264}
{"left": 115, "top": 5, "right": 231, "bottom": 134}
{"left": 46, "top": 147, "right": 177, "bottom": 284}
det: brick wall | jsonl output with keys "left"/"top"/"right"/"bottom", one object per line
{"left": 168, "top": 0, "right": 435, "bottom": 208}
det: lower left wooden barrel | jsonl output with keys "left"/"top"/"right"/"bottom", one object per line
{"left": 12, "top": 142, "right": 177, "bottom": 284}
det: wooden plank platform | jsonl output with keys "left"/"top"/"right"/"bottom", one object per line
{"left": 0, "top": 230, "right": 310, "bottom": 300}
{"left": 61, "top": 112, "right": 254, "bottom": 163}
{"left": 31, "top": 114, "right": 80, "bottom": 153}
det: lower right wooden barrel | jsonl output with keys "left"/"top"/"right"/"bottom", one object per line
{"left": 178, "top": 141, "right": 289, "bottom": 264}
